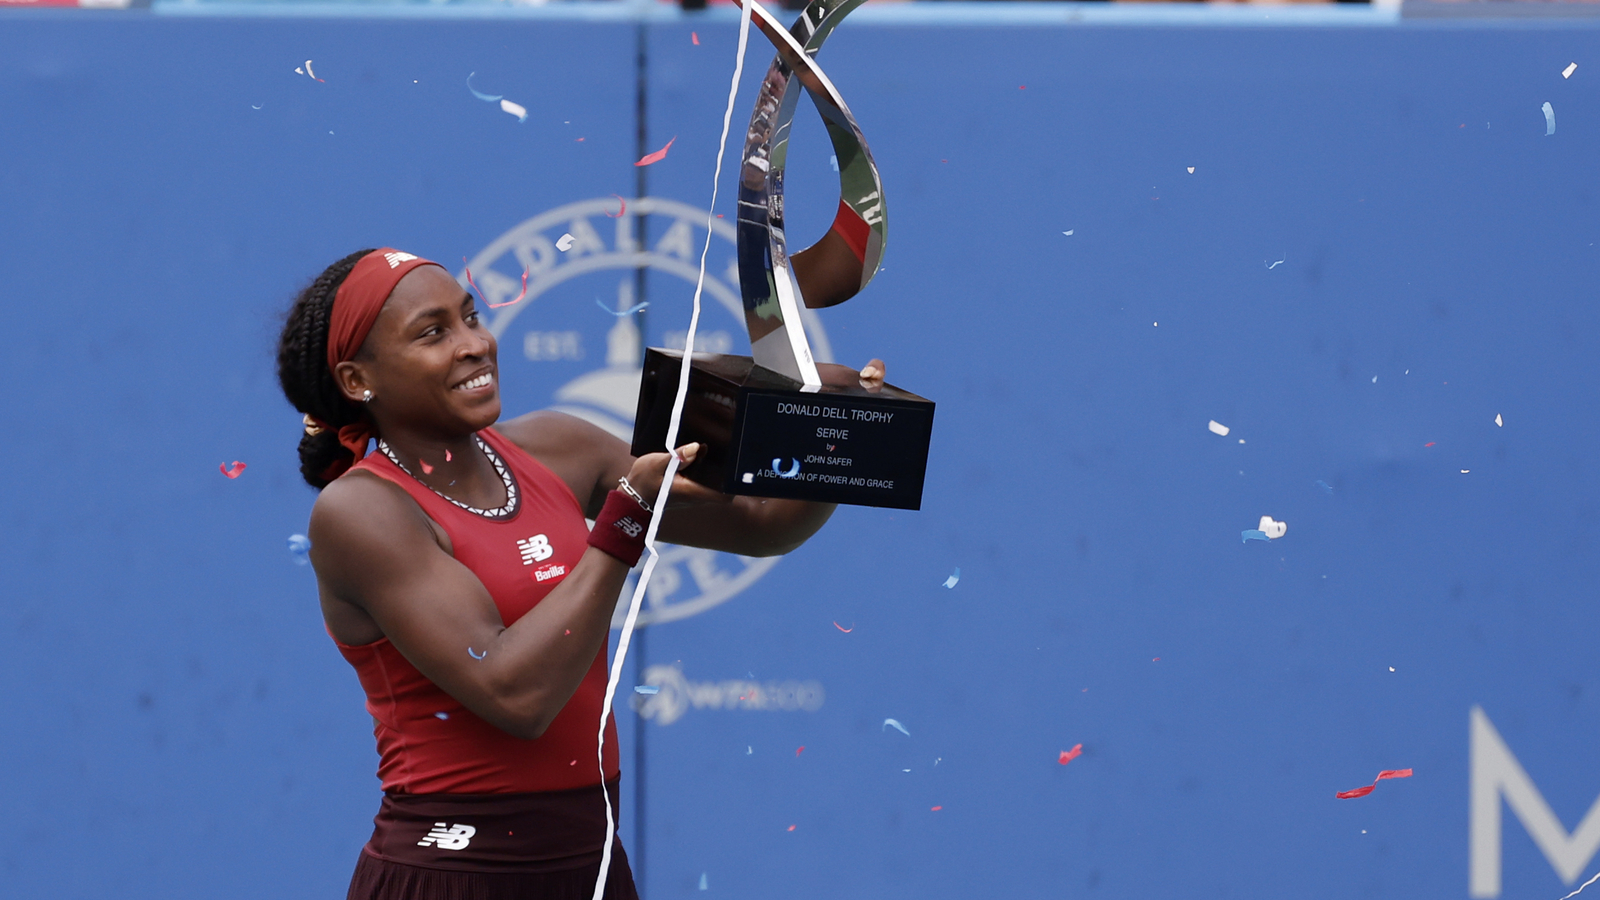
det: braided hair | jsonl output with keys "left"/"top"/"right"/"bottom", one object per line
{"left": 277, "top": 249, "right": 378, "bottom": 489}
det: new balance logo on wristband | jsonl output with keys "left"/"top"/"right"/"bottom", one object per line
{"left": 417, "top": 822, "right": 475, "bottom": 850}
{"left": 617, "top": 517, "right": 643, "bottom": 538}
{"left": 517, "top": 534, "right": 553, "bottom": 565}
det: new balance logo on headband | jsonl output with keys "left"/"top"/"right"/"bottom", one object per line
{"left": 383, "top": 251, "right": 419, "bottom": 269}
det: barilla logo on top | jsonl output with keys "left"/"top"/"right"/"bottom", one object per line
{"left": 531, "top": 562, "right": 568, "bottom": 584}
{"left": 417, "top": 822, "right": 475, "bottom": 850}
{"left": 383, "top": 251, "right": 419, "bottom": 268}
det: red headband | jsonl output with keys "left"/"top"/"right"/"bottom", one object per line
{"left": 327, "top": 248, "right": 445, "bottom": 372}
{"left": 317, "top": 248, "right": 446, "bottom": 479}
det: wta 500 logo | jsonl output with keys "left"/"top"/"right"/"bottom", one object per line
{"left": 632, "top": 664, "right": 825, "bottom": 726}
{"left": 466, "top": 198, "right": 835, "bottom": 627}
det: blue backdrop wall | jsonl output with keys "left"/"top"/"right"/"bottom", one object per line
{"left": 3, "top": 7, "right": 1599, "bottom": 900}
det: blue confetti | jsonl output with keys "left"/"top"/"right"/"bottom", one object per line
{"left": 942, "top": 568, "right": 960, "bottom": 589}
{"left": 1241, "top": 529, "right": 1270, "bottom": 543}
{"left": 468, "top": 647, "right": 487, "bottom": 660}
{"left": 434, "top": 711, "right": 450, "bottom": 720}
{"left": 829, "top": 154, "right": 838, "bottom": 172}
{"left": 466, "top": 71, "right": 503, "bottom": 103}
{"left": 287, "top": 533, "right": 311, "bottom": 565}
{"left": 596, "top": 298, "right": 649, "bottom": 317}
{"left": 1315, "top": 480, "right": 1333, "bottom": 494}
{"left": 773, "top": 458, "right": 801, "bottom": 478}
{"left": 699, "top": 873, "right": 708, "bottom": 891}
{"left": 883, "top": 718, "right": 911, "bottom": 736}
{"left": 634, "top": 685, "right": 660, "bottom": 695}
{"left": 1544, "top": 101, "right": 1556, "bottom": 136}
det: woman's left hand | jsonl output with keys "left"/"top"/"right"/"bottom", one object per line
{"left": 858, "top": 358, "right": 887, "bottom": 392}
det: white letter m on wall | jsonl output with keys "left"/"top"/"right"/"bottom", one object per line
{"left": 1471, "top": 706, "right": 1600, "bottom": 897}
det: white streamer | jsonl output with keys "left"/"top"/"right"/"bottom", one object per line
{"left": 589, "top": 4, "right": 753, "bottom": 898}
{"left": 1559, "top": 870, "right": 1600, "bottom": 900}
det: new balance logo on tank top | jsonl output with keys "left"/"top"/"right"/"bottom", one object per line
{"left": 332, "top": 427, "right": 618, "bottom": 794}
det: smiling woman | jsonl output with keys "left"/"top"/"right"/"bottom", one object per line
{"left": 274, "top": 248, "right": 876, "bottom": 900}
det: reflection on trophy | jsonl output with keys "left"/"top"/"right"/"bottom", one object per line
{"left": 632, "top": 0, "right": 936, "bottom": 511}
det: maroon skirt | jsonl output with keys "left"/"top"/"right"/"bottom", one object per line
{"left": 347, "top": 779, "right": 638, "bottom": 900}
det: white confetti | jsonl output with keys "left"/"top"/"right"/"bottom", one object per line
{"left": 1461, "top": 469, "right": 1471, "bottom": 474}
{"left": 556, "top": 233, "right": 576, "bottom": 252}
{"left": 1266, "top": 255, "right": 1285, "bottom": 270}
{"left": 942, "top": 568, "right": 960, "bottom": 589}
{"left": 883, "top": 718, "right": 911, "bottom": 736}
{"left": 1544, "top": 101, "right": 1556, "bottom": 136}
{"left": 1495, "top": 413, "right": 1503, "bottom": 427}
{"left": 1563, "top": 62, "right": 1578, "bottom": 79}
{"left": 500, "top": 98, "right": 528, "bottom": 122}
{"left": 1062, "top": 229, "right": 1074, "bottom": 236}
{"left": 1258, "top": 516, "right": 1287, "bottom": 539}
{"left": 1208, "top": 420, "right": 1230, "bottom": 437}
{"left": 1389, "top": 667, "right": 1395, "bottom": 672}
{"left": 1186, "top": 166, "right": 1195, "bottom": 174}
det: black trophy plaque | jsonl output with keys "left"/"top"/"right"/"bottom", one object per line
{"left": 629, "top": 0, "right": 935, "bottom": 510}
{"left": 632, "top": 349, "right": 934, "bottom": 510}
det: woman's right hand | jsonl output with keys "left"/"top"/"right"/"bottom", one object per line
{"left": 625, "top": 442, "right": 725, "bottom": 508}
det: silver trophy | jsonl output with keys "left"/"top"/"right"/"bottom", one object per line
{"left": 633, "top": 0, "right": 934, "bottom": 510}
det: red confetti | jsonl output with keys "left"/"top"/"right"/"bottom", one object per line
{"left": 445, "top": 449, "right": 452, "bottom": 462}
{"left": 1336, "top": 768, "right": 1413, "bottom": 799}
{"left": 420, "top": 459, "right": 434, "bottom": 474}
{"left": 1059, "top": 744, "right": 1083, "bottom": 765}
{"left": 1018, "top": 85, "right": 1027, "bottom": 90}
{"left": 931, "top": 805, "right": 943, "bottom": 811}
{"left": 796, "top": 746, "right": 805, "bottom": 756}
{"left": 1425, "top": 442, "right": 1436, "bottom": 447}
{"left": 786, "top": 825, "right": 796, "bottom": 831}
{"left": 692, "top": 31, "right": 700, "bottom": 45}
{"left": 220, "top": 461, "right": 246, "bottom": 479}
{"left": 1153, "top": 657, "right": 1160, "bottom": 662}
{"left": 833, "top": 621, "right": 853, "bottom": 633}
{"left": 635, "top": 136, "right": 676, "bottom": 167}
{"left": 462, "top": 258, "right": 529, "bottom": 309}
{"left": 607, "top": 194, "right": 626, "bottom": 218}
{"left": 570, "top": 759, "right": 577, "bottom": 766}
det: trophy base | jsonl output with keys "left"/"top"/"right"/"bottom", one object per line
{"left": 631, "top": 349, "right": 935, "bottom": 510}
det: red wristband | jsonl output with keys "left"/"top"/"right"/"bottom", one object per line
{"left": 587, "top": 490, "right": 652, "bottom": 566}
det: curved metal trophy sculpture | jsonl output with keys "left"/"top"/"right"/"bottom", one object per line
{"left": 632, "top": 0, "right": 935, "bottom": 510}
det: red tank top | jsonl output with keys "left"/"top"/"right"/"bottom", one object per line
{"left": 332, "top": 427, "right": 620, "bottom": 794}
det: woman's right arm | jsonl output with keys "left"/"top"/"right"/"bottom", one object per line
{"left": 307, "top": 468, "right": 641, "bottom": 740}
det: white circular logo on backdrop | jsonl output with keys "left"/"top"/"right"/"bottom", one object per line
{"left": 466, "top": 197, "right": 834, "bottom": 627}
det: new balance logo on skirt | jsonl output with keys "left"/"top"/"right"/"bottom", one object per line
{"left": 383, "top": 251, "right": 419, "bottom": 268}
{"left": 417, "top": 822, "right": 475, "bottom": 850}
